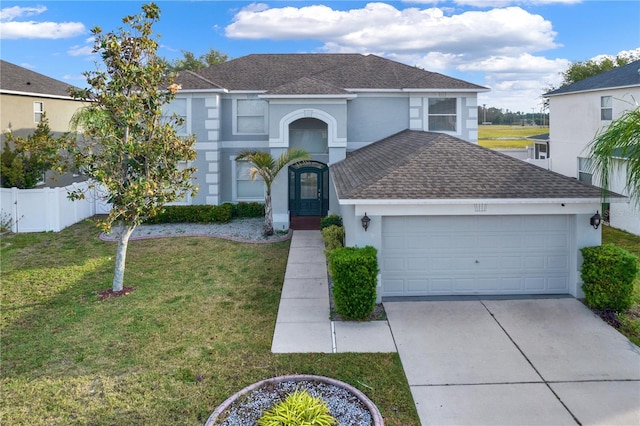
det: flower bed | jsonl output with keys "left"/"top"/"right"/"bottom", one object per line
{"left": 205, "top": 374, "right": 384, "bottom": 425}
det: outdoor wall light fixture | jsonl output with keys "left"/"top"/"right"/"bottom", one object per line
{"left": 361, "top": 213, "right": 371, "bottom": 231}
{"left": 590, "top": 211, "right": 602, "bottom": 230}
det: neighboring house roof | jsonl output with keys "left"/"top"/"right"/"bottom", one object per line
{"left": 527, "top": 133, "right": 549, "bottom": 142}
{"left": 331, "top": 130, "right": 614, "bottom": 201}
{"left": 545, "top": 60, "right": 640, "bottom": 97}
{"left": 178, "top": 54, "right": 488, "bottom": 92}
{"left": 0, "top": 60, "right": 75, "bottom": 98}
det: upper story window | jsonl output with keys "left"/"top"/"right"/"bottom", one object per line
{"left": 601, "top": 96, "right": 612, "bottom": 121}
{"left": 578, "top": 157, "right": 593, "bottom": 185}
{"left": 234, "top": 99, "right": 267, "bottom": 135}
{"left": 428, "top": 98, "right": 457, "bottom": 132}
{"left": 34, "top": 102, "right": 43, "bottom": 123}
{"left": 162, "top": 98, "right": 188, "bottom": 136}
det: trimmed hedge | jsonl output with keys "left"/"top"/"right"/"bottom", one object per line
{"left": 321, "top": 225, "right": 344, "bottom": 257}
{"left": 145, "top": 202, "right": 264, "bottom": 224}
{"left": 320, "top": 214, "right": 342, "bottom": 230}
{"left": 329, "top": 246, "right": 379, "bottom": 320}
{"left": 581, "top": 244, "right": 638, "bottom": 312}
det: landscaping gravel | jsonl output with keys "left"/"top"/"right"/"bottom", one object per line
{"left": 213, "top": 380, "right": 373, "bottom": 426}
{"left": 100, "top": 218, "right": 290, "bottom": 243}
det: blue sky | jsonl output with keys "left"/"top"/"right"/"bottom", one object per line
{"left": 1, "top": 0, "right": 639, "bottom": 112}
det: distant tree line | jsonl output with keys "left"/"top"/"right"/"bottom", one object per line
{"left": 477, "top": 107, "right": 548, "bottom": 126}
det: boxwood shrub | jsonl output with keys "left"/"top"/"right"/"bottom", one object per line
{"left": 321, "top": 225, "right": 344, "bottom": 257}
{"left": 581, "top": 244, "right": 638, "bottom": 312}
{"left": 320, "top": 214, "right": 342, "bottom": 230}
{"left": 329, "top": 246, "right": 379, "bottom": 320}
{"left": 145, "top": 202, "right": 263, "bottom": 224}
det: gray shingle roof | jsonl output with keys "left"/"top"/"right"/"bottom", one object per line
{"left": 179, "top": 54, "right": 487, "bottom": 92}
{"left": 0, "top": 60, "right": 74, "bottom": 97}
{"left": 267, "top": 76, "right": 350, "bottom": 95}
{"left": 174, "top": 70, "right": 223, "bottom": 91}
{"left": 331, "top": 130, "right": 612, "bottom": 200}
{"left": 545, "top": 60, "right": 640, "bottom": 96}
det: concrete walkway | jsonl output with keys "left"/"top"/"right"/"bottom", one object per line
{"left": 271, "top": 230, "right": 396, "bottom": 353}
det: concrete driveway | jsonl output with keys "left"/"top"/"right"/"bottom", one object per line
{"left": 384, "top": 298, "right": 640, "bottom": 426}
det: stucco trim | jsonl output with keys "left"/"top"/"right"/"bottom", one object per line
{"left": 270, "top": 108, "right": 346, "bottom": 148}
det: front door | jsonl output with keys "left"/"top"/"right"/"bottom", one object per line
{"left": 289, "top": 162, "right": 329, "bottom": 217}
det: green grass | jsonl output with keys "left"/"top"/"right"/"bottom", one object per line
{"left": 1, "top": 219, "right": 419, "bottom": 425}
{"left": 602, "top": 225, "right": 640, "bottom": 346}
{"left": 478, "top": 124, "right": 549, "bottom": 149}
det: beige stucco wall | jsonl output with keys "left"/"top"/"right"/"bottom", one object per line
{"left": 1, "top": 93, "right": 85, "bottom": 140}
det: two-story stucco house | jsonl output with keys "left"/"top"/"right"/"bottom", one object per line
{"left": 545, "top": 60, "right": 640, "bottom": 236}
{"left": 176, "top": 53, "right": 612, "bottom": 299}
{"left": 0, "top": 60, "right": 84, "bottom": 187}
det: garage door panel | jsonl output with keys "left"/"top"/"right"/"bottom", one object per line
{"left": 382, "top": 257, "right": 405, "bottom": 271}
{"left": 381, "top": 215, "right": 572, "bottom": 297}
{"left": 524, "top": 277, "right": 546, "bottom": 291}
{"left": 548, "top": 255, "right": 569, "bottom": 269}
{"left": 501, "top": 256, "right": 523, "bottom": 269}
{"left": 407, "top": 257, "right": 428, "bottom": 271}
{"left": 430, "top": 257, "right": 454, "bottom": 271}
{"left": 548, "top": 234, "right": 569, "bottom": 249}
{"left": 501, "top": 235, "right": 523, "bottom": 249}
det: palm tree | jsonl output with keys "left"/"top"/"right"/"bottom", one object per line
{"left": 589, "top": 103, "right": 640, "bottom": 207}
{"left": 236, "top": 149, "right": 310, "bottom": 236}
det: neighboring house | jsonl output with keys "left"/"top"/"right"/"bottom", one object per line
{"left": 545, "top": 60, "right": 640, "bottom": 236}
{"left": 0, "top": 60, "right": 84, "bottom": 187}
{"left": 173, "top": 53, "right": 611, "bottom": 299}
{"left": 492, "top": 134, "right": 550, "bottom": 170}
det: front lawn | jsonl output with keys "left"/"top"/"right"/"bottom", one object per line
{"left": 602, "top": 226, "right": 640, "bottom": 346}
{"left": 1, "top": 219, "right": 419, "bottom": 425}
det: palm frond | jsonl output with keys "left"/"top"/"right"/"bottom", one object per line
{"left": 589, "top": 103, "right": 640, "bottom": 206}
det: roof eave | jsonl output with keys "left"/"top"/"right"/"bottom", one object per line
{"left": 0, "top": 89, "right": 77, "bottom": 101}
{"left": 401, "top": 87, "right": 490, "bottom": 93}
{"left": 259, "top": 94, "right": 357, "bottom": 100}
{"left": 545, "top": 83, "right": 640, "bottom": 97}
{"left": 337, "top": 197, "right": 625, "bottom": 205}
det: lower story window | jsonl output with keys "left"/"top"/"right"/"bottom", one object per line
{"left": 233, "top": 157, "right": 264, "bottom": 201}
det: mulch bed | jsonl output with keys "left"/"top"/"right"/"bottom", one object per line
{"left": 96, "top": 287, "right": 136, "bottom": 301}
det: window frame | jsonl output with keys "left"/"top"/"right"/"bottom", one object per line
{"left": 426, "top": 97, "right": 459, "bottom": 134}
{"left": 600, "top": 96, "right": 612, "bottom": 121}
{"left": 230, "top": 155, "right": 265, "bottom": 202}
{"left": 162, "top": 98, "right": 189, "bottom": 136}
{"left": 578, "top": 156, "right": 593, "bottom": 185}
{"left": 233, "top": 98, "right": 268, "bottom": 135}
{"left": 33, "top": 101, "right": 44, "bottom": 123}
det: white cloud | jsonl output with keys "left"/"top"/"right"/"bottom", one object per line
{"left": 404, "top": 0, "right": 582, "bottom": 6}
{"left": 0, "top": 5, "right": 47, "bottom": 21}
{"left": 67, "top": 45, "right": 94, "bottom": 57}
{"left": 226, "top": 4, "right": 558, "bottom": 58}
{"left": 0, "top": 5, "right": 85, "bottom": 39}
{"left": 223, "top": 2, "right": 583, "bottom": 111}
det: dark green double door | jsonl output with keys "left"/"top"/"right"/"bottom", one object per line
{"left": 289, "top": 161, "right": 329, "bottom": 217}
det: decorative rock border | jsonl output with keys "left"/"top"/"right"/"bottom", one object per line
{"left": 204, "top": 374, "right": 384, "bottom": 425}
{"left": 99, "top": 229, "right": 292, "bottom": 244}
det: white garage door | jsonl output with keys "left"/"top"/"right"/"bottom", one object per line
{"left": 381, "top": 215, "right": 573, "bottom": 297}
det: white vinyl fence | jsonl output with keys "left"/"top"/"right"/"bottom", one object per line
{"left": 1, "top": 181, "right": 111, "bottom": 233}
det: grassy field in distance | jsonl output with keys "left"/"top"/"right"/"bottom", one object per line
{"left": 478, "top": 124, "right": 549, "bottom": 149}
